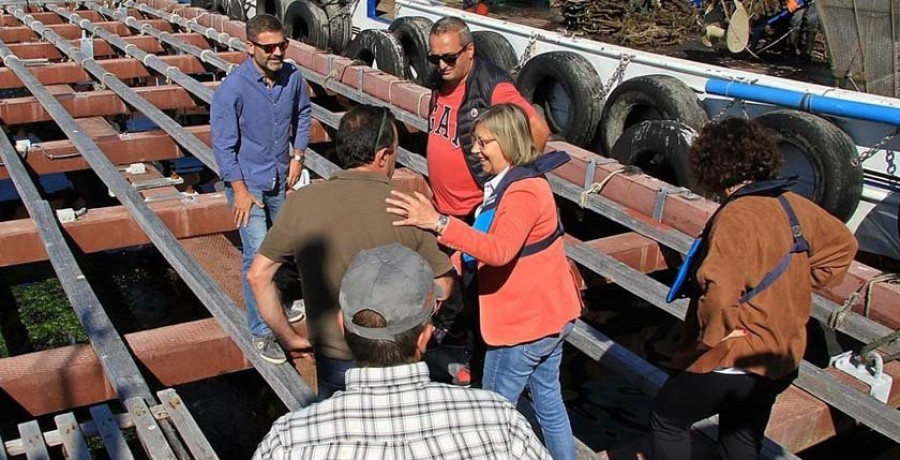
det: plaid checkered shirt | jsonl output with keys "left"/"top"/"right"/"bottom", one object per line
{"left": 253, "top": 362, "right": 551, "bottom": 459}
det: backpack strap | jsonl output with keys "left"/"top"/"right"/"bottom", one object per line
{"left": 738, "top": 195, "right": 810, "bottom": 304}
{"left": 520, "top": 215, "right": 565, "bottom": 257}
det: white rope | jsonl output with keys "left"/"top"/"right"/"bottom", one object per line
{"left": 580, "top": 168, "right": 625, "bottom": 208}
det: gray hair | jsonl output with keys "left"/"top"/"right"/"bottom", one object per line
{"left": 430, "top": 17, "right": 473, "bottom": 46}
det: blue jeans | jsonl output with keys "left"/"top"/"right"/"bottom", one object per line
{"left": 225, "top": 185, "right": 285, "bottom": 339}
{"left": 483, "top": 321, "right": 576, "bottom": 460}
{"left": 315, "top": 352, "right": 356, "bottom": 399}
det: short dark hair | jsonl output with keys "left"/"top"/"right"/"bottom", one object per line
{"left": 344, "top": 309, "right": 425, "bottom": 367}
{"left": 335, "top": 105, "right": 397, "bottom": 169}
{"left": 246, "top": 14, "right": 283, "bottom": 42}
{"left": 690, "top": 117, "right": 782, "bottom": 196}
{"left": 430, "top": 17, "right": 473, "bottom": 46}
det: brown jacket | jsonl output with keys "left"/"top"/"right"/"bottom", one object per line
{"left": 674, "top": 191, "right": 857, "bottom": 379}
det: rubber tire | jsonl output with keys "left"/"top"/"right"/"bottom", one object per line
{"left": 224, "top": 0, "right": 246, "bottom": 21}
{"left": 755, "top": 110, "right": 862, "bottom": 222}
{"left": 596, "top": 75, "right": 708, "bottom": 156}
{"left": 209, "top": 0, "right": 227, "bottom": 14}
{"left": 192, "top": 0, "right": 215, "bottom": 10}
{"left": 610, "top": 120, "right": 697, "bottom": 189}
{"left": 255, "top": 0, "right": 282, "bottom": 16}
{"left": 473, "top": 30, "right": 518, "bottom": 74}
{"left": 515, "top": 51, "right": 604, "bottom": 147}
{"left": 283, "top": 0, "right": 330, "bottom": 50}
{"left": 324, "top": 2, "right": 352, "bottom": 54}
{"left": 343, "top": 29, "right": 409, "bottom": 79}
{"left": 389, "top": 16, "right": 434, "bottom": 86}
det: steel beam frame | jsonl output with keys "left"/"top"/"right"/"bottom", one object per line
{"left": 0, "top": 32, "right": 317, "bottom": 408}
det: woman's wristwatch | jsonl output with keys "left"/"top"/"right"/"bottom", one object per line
{"left": 434, "top": 214, "right": 449, "bottom": 235}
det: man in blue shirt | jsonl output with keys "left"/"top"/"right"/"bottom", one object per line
{"left": 211, "top": 13, "right": 312, "bottom": 364}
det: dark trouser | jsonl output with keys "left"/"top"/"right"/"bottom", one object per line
{"left": 650, "top": 370, "right": 796, "bottom": 460}
{"left": 315, "top": 352, "right": 355, "bottom": 399}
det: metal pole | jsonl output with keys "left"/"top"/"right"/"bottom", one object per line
{"left": 84, "top": 1, "right": 237, "bottom": 75}
{"left": 0, "top": 25, "right": 317, "bottom": 413}
{"left": 13, "top": 6, "right": 218, "bottom": 171}
{"left": 137, "top": 0, "right": 899, "bottom": 351}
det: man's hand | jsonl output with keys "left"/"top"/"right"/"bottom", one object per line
{"left": 287, "top": 155, "right": 303, "bottom": 192}
{"left": 285, "top": 335, "right": 313, "bottom": 357}
{"left": 232, "top": 185, "right": 263, "bottom": 227}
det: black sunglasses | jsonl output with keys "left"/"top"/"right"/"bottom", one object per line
{"left": 427, "top": 46, "right": 468, "bottom": 65}
{"left": 251, "top": 40, "right": 289, "bottom": 54}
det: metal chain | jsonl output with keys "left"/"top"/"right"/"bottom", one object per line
{"left": 711, "top": 98, "right": 738, "bottom": 122}
{"left": 512, "top": 34, "right": 538, "bottom": 76}
{"left": 852, "top": 127, "right": 900, "bottom": 167}
{"left": 597, "top": 54, "right": 631, "bottom": 102}
{"left": 888, "top": 150, "right": 897, "bottom": 176}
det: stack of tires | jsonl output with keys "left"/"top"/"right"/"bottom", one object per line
{"left": 274, "top": 6, "right": 863, "bottom": 221}
{"left": 281, "top": 0, "right": 352, "bottom": 53}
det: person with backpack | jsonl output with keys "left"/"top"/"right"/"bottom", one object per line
{"left": 652, "top": 117, "right": 858, "bottom": 460}
{"left": 387, "top": 103, "right": 581, "bottom": 460}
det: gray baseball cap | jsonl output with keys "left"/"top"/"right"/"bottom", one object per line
{"left": 339, "top": 244, "right": 443, "bottom": 342}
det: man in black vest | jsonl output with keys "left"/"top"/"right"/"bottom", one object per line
{"left": 426, "top": 17, "right": 549, "bottom": 222}
{"left": 424, "top": 18, "right": 549, "bottom": 386}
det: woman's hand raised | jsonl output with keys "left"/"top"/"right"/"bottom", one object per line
{"left": 386, "top": 190, "right": 441, "bottom": 232}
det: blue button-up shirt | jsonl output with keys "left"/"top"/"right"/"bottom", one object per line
{"left": 211, "top": 58, "right": 311, "bottom": 191}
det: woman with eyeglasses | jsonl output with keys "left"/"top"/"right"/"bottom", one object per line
{"left": 387, "top": 103, "right": 581, "bottom": 460}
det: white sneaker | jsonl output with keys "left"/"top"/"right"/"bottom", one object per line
{"left": 285, "top": 299, "right": 306, "bottom": 323}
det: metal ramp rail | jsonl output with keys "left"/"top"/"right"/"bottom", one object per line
{"left": 135, "top": 4, "right": 900, "bottom": 455}
{"left": 0, "top": 3, "right": 317, "bottom": 415}
{"left": 0, "top": 3, "right": 316, "bottom": 457}
{"left": 0, "top": 83, "right": 212, "bottom": 458}
{"left": 0, "top": 1, "right": 896, "bottom": 456}
{"left": 2, "top": 390, "right": 214, "bottom": 459}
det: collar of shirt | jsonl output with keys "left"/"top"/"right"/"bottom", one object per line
{"left": 483, "top": 166, "right": 511, "bottom": 206}
{"left": 331, "top": 169, "right": 392, "bottom": 185}
{"left": 345, "top": 362, "right": 431, "bottom": 391}
{"left": 241, "top": 58, "right": 287, "bottom": 85}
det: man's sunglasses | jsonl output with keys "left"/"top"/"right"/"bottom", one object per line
{"left": 427, "top": 46, "right": 467, "bottom": 65}
{"left": 251, "top": 40, "right": 289, "bottom": 54}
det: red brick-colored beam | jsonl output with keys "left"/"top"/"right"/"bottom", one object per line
{"left": 0, "top": 52, "right": 245, "bottom": 89}
{"left": 0, "top": 82, "right": 217, "bottom": 124}
{"left": 0, "top": 317, "right": 316, "bottom": 416}
{"left": 584, "top": 233, "right": 668, "bottom": 275}
{"left": 551, "top": 141, "right": 900, "bottom": 331}
{"left": 3, "top": 33, "right": 215, "bottom": 62}
{"left": 0, "top": 118, "right": 330, "bottom": 180}
{"left": 0, "top": 20, "right": 172, "bottom": 43}
{"left": 0, "top": 11, "right": 104, "bottom": 26}
{"left": 564, "top": 233, "right": 669, "bottom": 289}
{"left": 0, "top": 192, "right": 233, "bottom": 267}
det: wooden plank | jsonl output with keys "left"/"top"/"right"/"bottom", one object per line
{"left": 157, "top": 389, "right": 219, "bottom": 460}
{"left": 17, "top": 421, "right": 49, "bottom": 460}
{"left": 124, "top": 398, "right": 176, "bottom": 460}
{"left": 53, "top": 413, "right": 91, "bottom": 460}
{"left": 89, "top": 405, "right": 135, "bottom": 460}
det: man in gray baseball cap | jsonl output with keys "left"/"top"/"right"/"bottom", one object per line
{"left": 253, "top": 244, "right": 551, "bottom": 460}
{"left": 340, "top": 243, "right": 443, "bottom": 349}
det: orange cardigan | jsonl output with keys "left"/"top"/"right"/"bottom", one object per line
{"left": 439, "top": 177, "right": 582, "bottom": 346}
